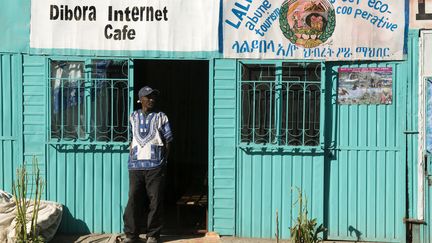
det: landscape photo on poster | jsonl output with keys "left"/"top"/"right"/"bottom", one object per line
{"left": 337, "top": 67, "right": 393, "bottom": 104}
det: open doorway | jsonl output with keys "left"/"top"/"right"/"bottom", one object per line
{"left": 133, "top": 60, "right": 209, "bottom": 235}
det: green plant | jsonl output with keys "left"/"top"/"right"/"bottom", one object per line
{"left": 290, "top": 188, "right": 326, "bottom": 243}
{"left": 12, "top": 157, "right": 45, "bottom": 243}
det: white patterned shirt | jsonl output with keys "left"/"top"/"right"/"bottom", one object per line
{"left": 128, "top": 110, "right": 173, "bottom": 170}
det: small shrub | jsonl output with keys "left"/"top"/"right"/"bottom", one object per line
{"left": 12, "top": 157, "right": 44, "bottom": 243}
{"left": 290, "top": 188, "right": 326, "bottom": 243}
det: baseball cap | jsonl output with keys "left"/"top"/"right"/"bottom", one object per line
{"left": 137, "top": 86, "right": 159, "bottom": 103}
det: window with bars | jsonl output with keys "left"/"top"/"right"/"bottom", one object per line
{"left": 49, "top": 59, "right": 129, "bottom": 143}
{"left": 240, "top": 62, "right": 321, "bottom": 147}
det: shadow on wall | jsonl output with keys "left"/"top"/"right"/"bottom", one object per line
{"left": 348, "top": 225, "right": 362, "bottom": 241}
{"left": 57, "top": 206, "right": 90, "bottom": 235}
{"left": 322, "top": 63, "right": 339, "bottom": 239}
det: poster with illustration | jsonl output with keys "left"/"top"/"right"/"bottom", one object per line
{"left": 224, "top": 0, "right": 405, "bottom": 60}
{"left": 426, "top": 77, "right": 432, "bottom": 152}
{"left": 337, "top": 67, "right": 393, "bottom": 104}
{"left": 281, "top": 0, "right": 335, "bottom": 48}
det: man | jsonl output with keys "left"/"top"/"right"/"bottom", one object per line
{"left": 123, "top": 86, "right": 173, "bottom": 243}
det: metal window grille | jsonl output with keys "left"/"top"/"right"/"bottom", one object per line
{"left": 240, "top": 62, "right": 321, "bottom": 146}
{"left": 49, "top": 59, "right": 129, "bottom": 143}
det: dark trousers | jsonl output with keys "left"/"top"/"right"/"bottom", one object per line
{"left": 123, "top": 166, "right": 166, "bottom": 239}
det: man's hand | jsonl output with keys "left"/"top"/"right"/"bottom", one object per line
{"left": 165, "top": 142, "right": 171, "bottom": 160}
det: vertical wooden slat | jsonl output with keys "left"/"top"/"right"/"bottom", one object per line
{"left": 57, "top": 151, "right": 66, "bottom": 232}
{"left": 272, "top": 155, "right": 282, "bottom": 239}
{"left": 212, "top": 59, "right": 237, "bottom": 235}
{"left": 251, "top": 154, "right": 261, "bottom": 237}
{"left": 340, "top": 150, "right": 349, "bottom": 237}
{"left": 84, "top": 151, "right": 95, "bottom": 232}
{"left": 386, "top": 151, "right": 396, "bottom": 238}
{"left": 261, "top": 155, "right": 271, "bottom": 237}
{"left": 103, "top": 152, "right": 112, "bottom": 233}
{"left": 0, "top": 55, "right": 3, "bottom": 190}
{"left": 67, "top": 152, "right": 76, "bottom": 232}
{"left": 93, "top": 151, "right": 103, "bottom": 232}
{"left": 366, "top": 150, "right": 377, "bottom": 238}
{"left": 0, "top": 56, "right": 4, "bottom": 137}
{"left": 112, "top": 152, "right": 122, "bottom": 232}
{"left": 2, "top": 55, "right": 12, "bottom": 192}
{"left": 357, "top": 150, "right": 367, "bottom": 235}
{"left": 75, "top": 151, "right": 85, "bottom": 232}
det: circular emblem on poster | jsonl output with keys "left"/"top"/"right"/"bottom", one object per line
{"left": 279, "top": 0, "right": 336, "bottom": 48}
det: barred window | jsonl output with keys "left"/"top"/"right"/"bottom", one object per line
{"left": 50, "top": 59, "right": 129, "bottom": 143}
{"left": 240, "top": 62, "right": 321, "bottom": 146}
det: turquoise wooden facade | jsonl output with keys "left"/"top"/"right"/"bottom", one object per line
{"left": 210, "top": 54, "right": 411, "bottom": 241}
{"left": 0, "top": 1, "right": 430, "bottom": 242}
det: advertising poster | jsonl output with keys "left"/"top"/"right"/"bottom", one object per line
{"left": 224, "top": 0, "right": 406, "bottom": 60}
{"left": 30, "top": 0, "right": 220, "bottom": 52}
{"left": 337, "top": 67, "right": 393, "bottom": 104}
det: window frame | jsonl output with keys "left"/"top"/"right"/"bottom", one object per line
{"left": 46, "top": 57, "right": 133, "bottom": 145}
{"left": 236, "top": 60, "right": 325, "bottom": 151}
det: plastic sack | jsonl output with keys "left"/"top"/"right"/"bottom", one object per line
{"left": 0, "top": 190, "right": 63, "bottom": 243}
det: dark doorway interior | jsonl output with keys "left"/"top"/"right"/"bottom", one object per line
{"left": 134, "top": 60, "right": 209, "bottom": 234}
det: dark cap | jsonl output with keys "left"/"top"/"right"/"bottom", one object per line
{"left": 137, "top": 86, "right": 159, "bottom": 103}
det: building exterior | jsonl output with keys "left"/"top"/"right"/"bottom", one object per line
{"left": 0, "top": 0, "right": 432, "bottom": 242}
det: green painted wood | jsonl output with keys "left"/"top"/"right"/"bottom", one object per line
{"left": 0, "top": 32, "right": 417, "bottom": 243}
{"left": 208, "top": 59, "right": 215, "bottom": 232}
{"left": 0, "top": 54, "right": 22, "bottom": 193}
{"left": 325, "top": 61, "right": 407, "bottom": 242}
{"left": 47, "top": 146, "right": 129, "bottom": 234}
{"left": 22, "top": 55, "right": 46, "bottom": 166}
{"left": 21, "top": 55, "right": 131, "bottom": 234}
{"left": 0, "top": 0, "right": 29, "bottom": 53}
{"left": 237, "top": 152, "right": 324, "bottom": 239}
{"left": 211, "top": 59, "right": 237, "bottom": 235}
{"left": 234, "top": 60, "right": 325, "bottom": 239}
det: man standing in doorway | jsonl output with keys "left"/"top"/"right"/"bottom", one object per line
{"left": 123, "top": 86, "right": 173, "bottom": 243}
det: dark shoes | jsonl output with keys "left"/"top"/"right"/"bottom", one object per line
{"left": 146, "top": 236, "right": 160, "bottom": 243}
{"left": 123, "top": 235, "right": 147, "bottom": 243}
{"left": 123, "top": 236, "right": 159, "bottom": 243}
{"left": 123, "top": 237, "right": 139, "bottom": 243}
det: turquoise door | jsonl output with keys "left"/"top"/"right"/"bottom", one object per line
{"left": 325, "top": 62, "right": 407, "bottom": 242}
{"left": 235, "top": 60, "right": 325, "bottom": 239}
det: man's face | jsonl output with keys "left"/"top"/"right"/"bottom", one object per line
{"left": 140, "top": 93, "right": 157, "bottom": 110}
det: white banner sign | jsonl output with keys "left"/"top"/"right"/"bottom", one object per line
{"left": 31, "top": 0, "right": 220, "bottom": 52}
{"left": 410, "top": 0, "right": 432, "bottom": 28}
{"left": 224, "top": 0, "right": 405, "bottom": 60}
